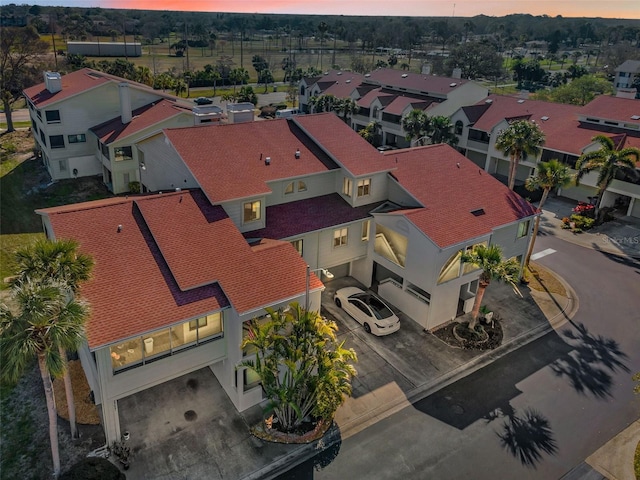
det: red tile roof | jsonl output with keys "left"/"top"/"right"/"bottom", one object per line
{"left": 38, "top": 190, "right": 320, "bottom": 348}
{"left": 580, "top": 95, "right": 640, "bottom": 126}
{"left": 366, "top": 69, "right": 471, "bottom": 95}
{"left": 164, "top": 118, "right": 339, "bottom": 203}
{"left": 91, "top": 99, "right": 191, "bottom": 144}
{"left": 384, "top": 96, "right": 433, "bottom": 116}
{"left": 294, "top": 113, "right": 394, "bottom": 177}
{"left": 381, "top": 145, "right": 537, "bottom": 248}
{"left": 23, "top": 68, "right": 166, "bottom": 108}
{"left": 244, "top": 193, "right": 385, "bottom": 240}
{"left": 356, "top": 88, "right": 395, "bottom": 108}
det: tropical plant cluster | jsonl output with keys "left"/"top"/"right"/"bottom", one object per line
{"left": 401, "top": 109, "right": 459, "bottom": 147}
{"left": 241, "top": 304, "right": 357, "bottom": 435}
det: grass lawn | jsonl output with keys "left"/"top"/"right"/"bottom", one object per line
{"left": 0, "top": 130, "right": 113, "bottom": 288}
{"left": 0, "top": 121, "right": 31, "bottom": 130}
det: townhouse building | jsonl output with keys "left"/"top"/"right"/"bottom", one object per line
{"left": 37, "top": 112, "right": 536, "bottom": 444}
{"left": 23, "top": 69, "right": 222, "bottom": 194}
{"left": 451, "top": 94, "right": 640, "bottom": 218}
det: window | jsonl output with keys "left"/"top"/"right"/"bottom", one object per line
{"left": 243, "top": 200, "right": 261, "bottom": 223}
{"left": 49, "top": 135, "right": 65, "bottom": 149}
{"left": 468, "top": 129, "right": 490, "bottom": 143}
{"left": 100, "top": 143, "right": 110, "bottom": 160}
{"left": 243, "top": 368, "right": 261, "bottom": 390}
{"left": 291, "top": 239, "right": 303, "bottom": 256}
{"left": 45, "top": 110, "right": 61, "bottom": 123}
{"left": 40, "top": 130, "right": 46, "bottom": 145}
{"left": 357, "top": 178, "right": 371, "bottom": 197}
{"left": 31, "top": 119, "right": 37, "bottom": 131}
{"left": 114, "top": 146, "right": 133, "bottom": 162}
{"left": 189, "top": 317, "right": 208, "bottom": 331}
{"left": 342, "top": 177, "right": 353, "bottom": 197}
{"left": 362, "top": 220, "right": 370, "bottom": 241}
{"left": 36, "top": 110, "right": 42, "bottom": 120}
{"left": 297, "top": 180, "right": 307, "bottom": 192}
{"left": 111, "top": 311, "right": 224, "bottom": 373}
{"left": 284, "top": 182, "right": 294, "bottom": 195}
{"left": 68, "top": 134, "right": 86, "bottom": 143}
{"left": 333, "top": 228, "right": 348, "bottom": 247}
{"left": 455, "top": 120, "right": 463, "bottom": 135}
{"left": 517, "top": 220, "right": 530, "bottom": 238}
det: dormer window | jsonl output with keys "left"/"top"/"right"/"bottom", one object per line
{"left": 284, "top": 182, "right": 294, "bottom": 195}
{"left": 297, "top": 180, "right": 307, "bottom": 192}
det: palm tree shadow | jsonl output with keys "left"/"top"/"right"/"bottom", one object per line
{"left": 549, "top": 321, "right": 629, "bottom": 399}
{"left": 495, "top": 407, "right": 558, "bottom": 469}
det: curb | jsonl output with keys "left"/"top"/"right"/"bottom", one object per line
{"left": 241, "top": 265, "right": 578, "bottom": 480}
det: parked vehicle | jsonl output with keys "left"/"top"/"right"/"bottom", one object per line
{"left": 334, "top": 287, "right": 400, "bottom": 336}
{"left": 275, "top": 108, "right": 301, "bottom": 118}
{"left": 194, "top": 97, "right": 213, "bottom": 105}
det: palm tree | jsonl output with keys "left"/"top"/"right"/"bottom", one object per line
{"left": 13, "top": 239, "right": 93, "bottom": 439}
{"left": 229, "top": 67, "right": 249, "bottom": 93}
{"left": 1, "top": 281, "right": 89, "bottom": 478}
{"left": 335, "top": 98, "right": 359, "bottom": 124}
{"left": 428, "top": 115, "right": 459, "bottom": 147}
{"left": 576, "top": 135, "right": 640, "bottom": 219}
{"left": 401, "top": 109, "right": 430, "bottom": 146}
{"left": 317, "top": 22, "right": 329, "bottom": 70}
{"left": 461, "top": 244, "right": 521, "bottom": 330}
{"left": 241, "top": 304, "right": 356, "bottom": 433}
{"left": 358, "top": 121, "right": 381, "bottom": 145}
{"left": 495, "top": 120, "right": 546, "bottom": 191}
{"left": 524, "top": 160, "right": 573, "bottom": 267}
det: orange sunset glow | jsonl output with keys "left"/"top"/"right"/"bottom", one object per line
{"left": 10, "top": 0, "right": 640, "bottom": 19}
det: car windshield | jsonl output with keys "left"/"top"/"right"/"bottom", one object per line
{"left": 351, "top": 293, "right": 393, "bottom": 320}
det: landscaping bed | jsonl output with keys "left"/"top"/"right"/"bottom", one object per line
{"left": 433, "top": 317, "right": 504, "bottom": 350}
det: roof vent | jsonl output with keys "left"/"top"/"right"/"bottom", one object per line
{"left": 346, "top": 79, "right": 351, "bottom": 83}
{"left": 401, "top": 73, "right": 408, "bottom": 78}
{"left": 337, "top": 71, "right": 342, "bottom": 75}
{"left": 295, "top": 148, "right": 300, "bottom": 159}
{"left": 485, "top": 99, "right": 493, "bottom": 104}
{"left": 265, "top": 156, "right": 271, "bottom": 166}
{"left": 517, "top": 99, "right": 525, "bottom": 104}
{"left": 364, "top": 73, "right": 371, "bottom": 77}
{"left": 450, "top": 82, "right": 457, "bottom": 87}
{"left": 631, "top": 115, "right": 640, "bottom": 120}
{"left": 470, "top": 208, "right": 486, "bottom": 217}
{"left": 541, "top": 116, "right": 549, "bottom": 121}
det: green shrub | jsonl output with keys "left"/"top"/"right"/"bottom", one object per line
{"left": 570, "top": 214, "right": 595, "bottom": 230}
{"left": 128, "top": 181, "right": 140, "bottom": 193}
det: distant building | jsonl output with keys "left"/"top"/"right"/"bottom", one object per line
{"left": 614, "top": 60, "right": 640, "bottom": 98}
{"left": 67, "top": 41, "right": 142, "bottom": 57}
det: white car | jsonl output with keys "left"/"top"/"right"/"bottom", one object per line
{"left": 333, "top": 287, "right": 400, "bottom": 336}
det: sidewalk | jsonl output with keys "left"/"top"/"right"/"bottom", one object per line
{"left": 536, "top": 196, "right": 640, "bottom": 259}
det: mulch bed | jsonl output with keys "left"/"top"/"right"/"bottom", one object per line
{"left": 53, "top": 360, "right": 101, "bottom": 425}
{"left": 251, "top": 416, "right": 333, "bottom": 444}
{"left": 432, "top": 317, "right": 504, "bottom": 350}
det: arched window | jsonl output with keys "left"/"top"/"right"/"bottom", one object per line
{"left": 455, "top": 120, "right": 464, "bottom": 135}
{"left": 284, "top": 182, "right": 294, "bottom": 195}
{"left": 300, "top": 85, "right": 306, "bottom": 95}
{"left": 297, "top": 180, "right": 307, "bottom": 192}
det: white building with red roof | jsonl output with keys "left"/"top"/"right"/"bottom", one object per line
{"left": 23, "top": 69, "right": 217, "bottom": 193}
{"left": 299, "top": 69, "right": 488, "bottom": 149}
{"left": 37, "top": 110, "right": 537, "bottom": 445}
{"left": 451, "top": 94, "right": 640, "bottom": 218}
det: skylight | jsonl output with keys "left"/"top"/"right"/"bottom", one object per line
{"left": 470, "top": 208, "right": 486, "bottom": 216}
{"left": 631, "top": 115, "right": 640, "bottom": 120}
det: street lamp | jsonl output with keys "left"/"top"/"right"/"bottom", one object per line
{"left": 305, "top": 265, "right": 334, "bottom": 312}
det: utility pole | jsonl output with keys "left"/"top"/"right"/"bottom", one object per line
{"left": 50, "top": 13, "right": 57, "bottom": 69}
{"left": 123, "top": 19, "right": 128, "bottom": 61}
{"left": 185, "top": 22, "right": 190, "bottom": 73}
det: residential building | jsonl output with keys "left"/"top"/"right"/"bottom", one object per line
{"left": 300, "top": 69, "right": 488, "bottom": 148}
{"left": 614, "top": 60, "right": 640, "bottom": 98}
{"left": 451, "top": 94, "right": 640, "bottom": 218}
{"left": 22, "top": 69, "right": 214, "bottom": 193}
{"left": 37, "top": 113, "right": 536, "bottom": 444}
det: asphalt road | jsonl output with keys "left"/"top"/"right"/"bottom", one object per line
{"left": 280, "top": 235, "right": 640, "bottom": 479}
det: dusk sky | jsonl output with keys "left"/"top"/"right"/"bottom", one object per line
{"left": 5, "top": 0, "right": 640, "bottom": 19}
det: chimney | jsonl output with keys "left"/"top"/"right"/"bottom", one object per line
{"left": 451, "top": 68, "right": 462, "bottom": 79}
{"left": 421, "top": 64, "right": 431, "bottom": 75}
{"left": 118, "top": 82, "right": 132, "bottom": 124}
{"left": 44, "top": 72, "right": 62, "bottom": 94}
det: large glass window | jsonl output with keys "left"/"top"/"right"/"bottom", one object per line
{"left": 114, "top": 146, "right": 133, "bottom": 162}
{"left": 45, "top": 110, "right": 60, "bottom": 123}
{"left": 110, "top": 311, "right": 224, "bottom": 373}
{"left": 100, "top": 142, "right": 110, "bottom": 160}
{"left": 49, "top": 135, "right": 65, "bottom": 149}
{"left": 284, "top": 182, "right": 294, "bottom": 195}
{"left": 333, "top": 228, "right": 348, "bottom": 247}
{"left": 374, "top": 224, "right": 408, "bottom": 267}
{"left": 297, "top": 180, "right": 307, "bottom": 192}
{"left": 243, "top": 200, "right": 261, "bottom": 223}
{"left": 290, "top": 239, "right": 303, "bottom": 256}
{"left": 357, "top": 178, "right": 371, "bottom": 197}
{"left": 438, "top": 251, "right": 463, "bottom": 284}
